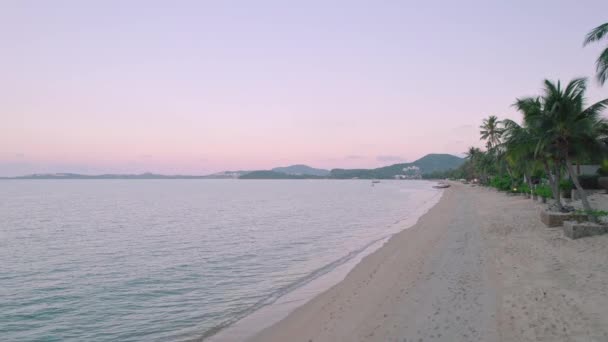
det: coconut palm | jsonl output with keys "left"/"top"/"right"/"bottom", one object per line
{"left": 531, "top": 78, "right": 608, "bottom": 213}
{"left": 502, "top": 119, "right": 536, "bottom": 190}
{"left": 583, "top": 22, "right": 608, "bottom": 85}
{"left": 465, "top": 146, "right": 482, "bottom": 160}
{"left": 464, "top": 146, "right": 483, "bottom": 180}
{"left": 479, "top": 115, "right": 503, "bottom": 149}
{"left": 510, "top": 97, "right": 565, "bottom": 209}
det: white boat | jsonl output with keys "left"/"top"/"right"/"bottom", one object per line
{"left": 433, "top": 183, "right": 450, "bottom": 189}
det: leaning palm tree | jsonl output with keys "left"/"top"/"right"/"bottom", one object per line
{"left": 583, "top": 22, "right": 608, "bottom": 86}
{"left": 532, "top": 78, "right": 608, "bottom": 214}
{"left": 479, "top": 115, "right": 503, "bottom": 149}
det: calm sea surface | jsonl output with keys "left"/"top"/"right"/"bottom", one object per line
{"left": 0, "top": 180, "right": 441, "bottom": 341}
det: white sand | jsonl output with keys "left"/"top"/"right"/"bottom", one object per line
{"left": 248, "top": 183, "right": 608, "bottom": 342}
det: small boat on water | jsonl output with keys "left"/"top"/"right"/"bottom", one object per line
{"left": 433, "top": 183, "right": 450, "bottom": 189}
{"left": 372, "top": 180, "right": 381, "bottom": 184}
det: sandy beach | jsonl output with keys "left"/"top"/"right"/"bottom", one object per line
{"left": 249, "top": 183, "right": 608, "bottom": 342}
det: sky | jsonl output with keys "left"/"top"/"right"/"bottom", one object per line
{"left": 1, "top": 0, "right": 607, "bottom": 176}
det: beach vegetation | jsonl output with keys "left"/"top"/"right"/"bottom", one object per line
{"left": 597, "top": 160, "right": 608, "bottom": 176}
{"left": 574, "top": 209, "right": 608, "bottom": 218}
{"left": 518, "top": 183, "right": 530, "bottom": 194}
{"left": 535, "top": 185, "right": 553, "bottom": 199}
{"left": 584, "top": 22, "right": 608, "bottom": 86}
{"left": 560, "top": 179, "right": 574, "bottom": 198}
{"left": 479, "top": 115, "right": 503, "bottom": 149}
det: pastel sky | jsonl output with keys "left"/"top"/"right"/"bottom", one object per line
{"left": 1, "top": 1, "right": 607, "bottom": 176}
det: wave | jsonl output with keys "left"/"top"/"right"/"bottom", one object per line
{"left": 197, "top": 233, "right": 392, "bottom": 341}
{"left": 199, "top": 188, "right": 444, "bottom": 341}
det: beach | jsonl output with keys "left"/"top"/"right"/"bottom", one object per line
{"left": 249, "top": 182, "right": 608, "bottom": 342}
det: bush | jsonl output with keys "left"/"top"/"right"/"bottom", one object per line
{"left": 535, "top": 185, "right": 553, "bottom": 198}
{"left": 560, "top": 179, "right": 574, "bottom": 198}
{"left": 578, "top": 175, "right": 601, "bottom": 189}
{"left": 490, "top": 175, "right": 512, "bottom": 191}
{"left": 518, "top": 183, "right": 530, "bottom": 194}
{"left": 597, "top": 160, "right": 608, "bottom": 176}
{"left": 574, "top": 209, "right": 608, "bottom": 218}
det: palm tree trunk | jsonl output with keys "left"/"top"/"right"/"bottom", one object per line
{"left": 524, "top": 170, "right": 532, "bottom": 188}
{"left": 523, "top": 171, "right": 533, "bottom": 197}
{"left": 553, "top": 162, "right": 563, "bottom": 211}
{"left": 565, "top": 158, "right": 594, "bottom": 219}
{"left": 543, "top": 159, "right": 562, "bottom": 210}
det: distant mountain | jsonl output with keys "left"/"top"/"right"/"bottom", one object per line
{"left": 7, "top": 172, "right": 211, "bottom": 179}
{"left": 4, "top": 154, "right": 464, "bottom": 180}
{"left": 203, "top": 170, "right": 251, "bottom": 179}
{"left": 239, "top": 170, "right": 323, "bottom": 179}
{"left": 330, "top": 154, "right": 465, "bottom": 179}
{"left": 272, "top": 164, "right": 330, "bottom": 177}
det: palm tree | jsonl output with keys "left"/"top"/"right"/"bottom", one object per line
{"left": 511, "top": 97, "right": 565, "bottom": 209}
{"left": 531, "top": 78, "right": 608, "bottom": 214}
{"left": 464, "top": 146, "right": 482, "bottom": 180}
{"left": 583, "top": 23, "right": 608, "bottom": 86}
{"left": 502, "top": 119, "right": 536, "bottom": 191}
{"left": 479, "top": 115, "right": 503, "bottom": 149}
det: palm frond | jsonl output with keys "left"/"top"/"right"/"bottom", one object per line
{"left": 583, "top": 22, "right": 608, "bottom": 46}
{"left": 581, "top": 98, "right": 608, "bottom": 117}
{"left": 596, "top": 47, "right": 608, "bottom": 85}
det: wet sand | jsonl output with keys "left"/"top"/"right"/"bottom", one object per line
{"left": 249, "top": 183, "right": 608, "bottom": 342}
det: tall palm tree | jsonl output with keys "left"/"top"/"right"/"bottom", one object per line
{"left": 502, "top": 119, "right": 536, "bottom": 190}
{"left": 464, "top": 146, "right": 482, "bottom": 180}
{"left": 479, "top": 115, "right": 503, "bottom": 149}
{"left": 583, "top": 22, "right": 608, "bottom": 86}
{"left": 531, "top": 78, "right": 608, "bottom": 213}
{"left": 465, "top": 146, "right": 482, "bottom": 160}
{"left": 511, "top": 97, "right": 565, "bottom": 210}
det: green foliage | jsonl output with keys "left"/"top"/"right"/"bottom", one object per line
{"left": 574, "top": 209, "right": 608, "bottom": 218}
{"left": 597, "top": 160, "right": 608, "bottom": 176}
{"left": 583, "top": 22, "right": 608, "bottom": 85}
{"left": 535, "top": 185, "right": 553, "bottom": 198}
{"left": 560, "top": 179, "right": 574, "bottom": 198}
{"left": 578, "top": 175, "right": 601, "bottom": 189}
{"left": 518, "top": 183, "right": 530, "bottom": 194}
{"left": 490, "top": 175, "right": 511, "bottom": 191}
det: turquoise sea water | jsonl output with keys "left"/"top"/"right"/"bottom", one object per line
{"left": 0, "top": 180, "right": 440, "bottom": 341}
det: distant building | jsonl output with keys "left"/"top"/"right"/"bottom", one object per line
{"left": 399, "top": 166, "right": 422, "bottom": 179}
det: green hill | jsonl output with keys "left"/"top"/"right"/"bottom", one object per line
{"left": 329, "top": 154, "right": 464, "bottom": 179}
{"left": 271, "top": 164, "right": 330, "bottom": 176}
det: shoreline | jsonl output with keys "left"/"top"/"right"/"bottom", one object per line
{"left": 207, "top": 182, "right": 444, "bottom": 341}
{"left": 248, "top": 182, "right": 608, "bottom": 341}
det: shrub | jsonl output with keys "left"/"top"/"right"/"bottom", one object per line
{"left": 578, "top": 175, "right": 601, "bottom": 189}
{"left": 535, "top": 185, "right": 553, "bottom": 198}
{"left": 490, "top": 175, "right": 512, "bottom": 191}
{"left": 597, "top": 160, "right": 608, "bottom": 176}
{"left": 560, "top": 179, "right": 574, "bottom": 198}
{"left": 574, "top": 209, "right": 608, "bottom": 218}
{"left": 518, "top": 183, "right": 530, "bottom": 194}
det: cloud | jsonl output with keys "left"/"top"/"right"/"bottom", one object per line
{"left": 14, "top": 153, "right": 25, "bottom": 158}
{"left": 376, "top": 155, "right": 406, "bottom": 163}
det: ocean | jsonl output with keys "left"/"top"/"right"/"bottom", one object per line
{"left": 0, "top": 180, "right": 441, "bottom": 341}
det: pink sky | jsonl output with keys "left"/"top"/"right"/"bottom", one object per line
{"left": 1, "top": 1, "right": 607, "bottom": 176}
